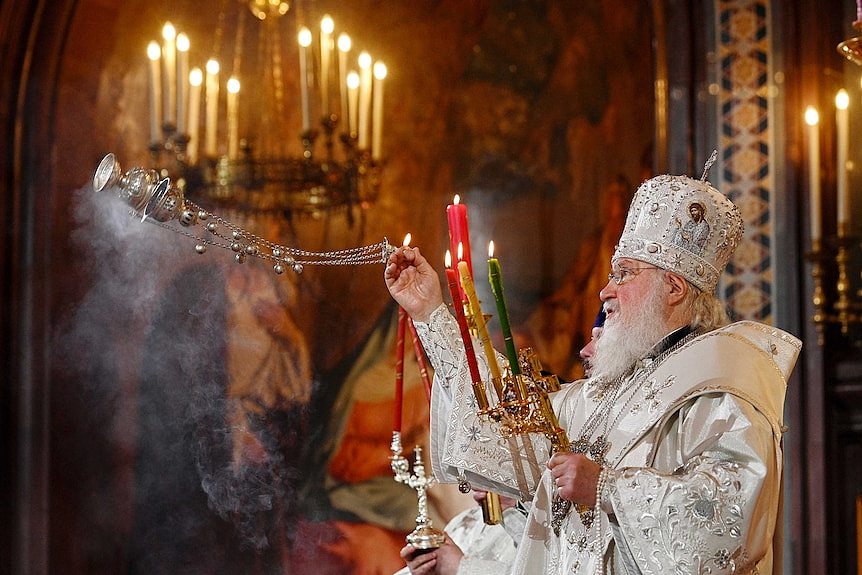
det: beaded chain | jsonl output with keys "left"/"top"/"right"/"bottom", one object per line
{"left": 149, "top": 199, "right": 397, "bottom": 275}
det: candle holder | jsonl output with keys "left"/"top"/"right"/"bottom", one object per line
{"left": 806, "top": 235, "right": 862, "bottom": 345}
{"left": 141, "top": 6, "right": 385, "bottom": 221}
{"left": 460, "top": 295, "right": 610, "bottom": 533}
{"left": 478, "top": 347, "right": 570, "bottom": 452}
{"left": 389, "top": 432, "right": 447, "bottom": 550}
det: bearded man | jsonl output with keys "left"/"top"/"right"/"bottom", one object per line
{"left": 384, "top": 165, "right": 800, "bottom": 574}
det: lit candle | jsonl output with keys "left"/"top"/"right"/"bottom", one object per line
{"left": 162, "top": 22, "right": 177, "bottom": 127}
{"left": 836, "top": 89, "right": 850, "bottom": 233}
{"left": 227, "top": 77, "right": 240, "bottom": 159}
{"left": 337, "top": 33, "right": 351, "bottom": 127}
{"left": 347, "top": 71, "right": 360, "bottom": 135}
{"left": 147, "top": 41, "right": 162, "bottom": 143}
{"left": 320, "top": 15, "right": 334, "bottom": 118}
{"left": 394, "top": 305, "right": 407, "bottom": 433}
{"left": 458, "top": 260, "right": 504, "bottom": 402}
{"left": 447, "top": 195, "right": 474, "bottom": 280}
{"left": 358, "top": 51, "right": 373, "bottom": 148}
{"left": 176, "top": 33, "right": 189, "bottom": 134}
{"left": 204, "top": 58, "right": 220, "bottom": 157}
{"left": 298, "top": 27, "right": 313, "bottom": 132}
{"left": 445, "top": 251, "right": 488, "bottom": 409}
{"left": 393, "top": 233, "right": 411, "bottom": 432}
{"left": 408, "top": 318, "right": 432, "bottom": 403}
{"left": 187, "top": 68, "right": 203, "bottom": 165}
{"left": 372, "top": 61, "right": 387, "bottom": 160}
{"left": 487, "top": 241, "right": 521, "bottom": 378}
{"left": 804, "top": 106, "right": 821, "bottom": 243}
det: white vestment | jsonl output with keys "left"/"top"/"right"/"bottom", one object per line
{"left": 414, "top": 305, "right": 801, "bottom": 575}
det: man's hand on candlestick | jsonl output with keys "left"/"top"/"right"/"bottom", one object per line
{"left": 547, "top": 452, "right": 602, "bottom": 506}
{"left": 385, "top": 246, "right": 444, "bottom": 323}
{"left": 400, "top": 540, "right": 464, "bottom": 575}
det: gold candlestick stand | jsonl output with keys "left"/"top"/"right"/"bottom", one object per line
{"left": 807, "top": 233, "right": 862, "bottom": 346}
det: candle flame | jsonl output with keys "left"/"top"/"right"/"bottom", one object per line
{"left": 321, "top": 15, "right": 334, "bottom": 34}
{"left": 836, "top": 89, "right": 850, "bottom": 110}
{"left": 445, "top": 250, "right": 452, "bottom": 268}
{"left": 358, "top": 51, "right": 372, "bottom": 69}
{"left": 373, "top": 62, "right": 388, "bottom": 80}
{"left": 347, "top": 71, "right": 360, "bottom": 89}
{"left": 227, "top": 77, "right": 240, "bottom": 93}
{"left": 453, "top": 194, "right": 461, "bottom": 205}
{"left": 804, "top": 106, "right": 819, "bottom": 126}
{"left": 298, "top": 27, "right": 313, "bottom": 47}
{"left": 162, "top": 22, "right": 176, "bottom": 41}
{"left": 189, "top": 68, "right": 203, "bottom": 86}
{"left": 488, "top": 241, "right": 495, "bottom": 258}
{"left": 338, "top": 33, "right": 352, "bottom": 52}
{"left": 147, "top": 41, "right": 161, "bottom": 61}
{"left": 205, "top": 59, "right": 220, "bottom": 75}
{"left": 402, "top": 233, "right": 411, "bottom": 247}
{"left": 457, "top": 242, "right": 463, "bottom": 260}
{"left": 176, "top": 33, "right": 190, "bottom": 52}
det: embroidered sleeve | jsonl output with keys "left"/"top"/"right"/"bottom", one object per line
{"left": 414, "top": 304, "right": 547, "bottom": 500}
{"left": 605, "top": 393, "right": 780, "bottom": 574}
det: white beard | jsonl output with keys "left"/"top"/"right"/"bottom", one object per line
{"left": 590, "top": 278, "right": 671, "bottom": 382}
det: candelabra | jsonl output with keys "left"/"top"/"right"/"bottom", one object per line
{"left": 477, "top": 347, "right": 569, "bottom": 452}
{"left": 803, "top": 18, "right": 862, "bottom": 346}
{"left": 807, "top": 237, "right": 862, "bottom": 345}
{"left": 144, "top": 3, "right": 387, "bottom": 219}
{"left": 389, "top": 433, "right": 447, "bottom": 550}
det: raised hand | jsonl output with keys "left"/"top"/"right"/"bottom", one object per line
{"left": 384, "top": 246, "right": 444, "bottom": 323}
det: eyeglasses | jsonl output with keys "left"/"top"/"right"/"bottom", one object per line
{"left": 607, "top": 265, "right": 658, "bottom": 286}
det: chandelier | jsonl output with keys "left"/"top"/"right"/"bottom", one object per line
{"left": 144, "top": 1, "right": 387, "bottom": 218}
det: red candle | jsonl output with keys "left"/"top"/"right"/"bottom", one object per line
{"left": 394, "top": 306, "right": 407, "bottom": 432}
{"left": 445, "top": 252, "right": 488, "bottom": 409}
{"left": 447, "top": 195, "right": 473, "bottom": 283}
{"left": 408, "top": 318, "right": 432, "bottom": 403}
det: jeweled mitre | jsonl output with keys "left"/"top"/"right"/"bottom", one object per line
{"left": 612, "top": 174, "right": 744, "bottom": 293}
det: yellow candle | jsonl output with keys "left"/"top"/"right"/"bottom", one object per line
{"left": 147, "top": 41, "right": 162, "bottom": 143}
{"left": 162, "top": 22, "right": 177, "bottom": 126}
{"left": 458, "top": 260, "right": 504, "bottom": 401}
{"left": 357, "top": 52, "right": 372, "bottom": 148}
{"left": 298, "top": 27, "right": 313, "bottom": 132}
{"left": 226, "top": 77, "right": 240, "bottom": 159}
{"left": 176, "top": 33, "right": 189, "bottom": 134}
{"left": 372, "top": 61, "right": 387, "bottom": 160}
{"left": 187, "top": 68, "right": 203, "bottom": 164}
{"left": 204, "top": 59, "right": 220, "bottom": 157}
{"left": 347, "top": 71, "right": 360, "bottom": 135}
{"left": 804, "top": 106, "right": 821, "bottom": 243}
{"left": 338, "top": 34, "right": 351, "bottom": 127}
{"left": 836, "top": 89, "right": 850, "bottom": 231}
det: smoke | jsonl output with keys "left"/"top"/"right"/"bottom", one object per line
{"left": 58, "top": 182, "right": 313, "bottom": 572}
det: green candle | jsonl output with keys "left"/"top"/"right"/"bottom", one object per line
{"left": 487, "top": 241, "right": 521, "bottom": 377}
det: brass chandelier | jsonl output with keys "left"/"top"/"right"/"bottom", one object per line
{"left": 144, "top": 1, "right": 387, "bottom": 218}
